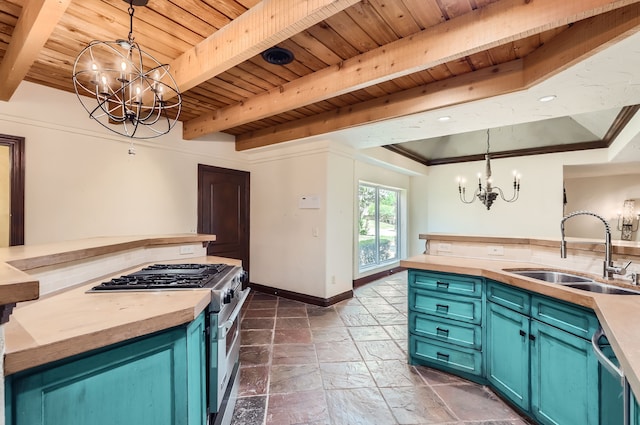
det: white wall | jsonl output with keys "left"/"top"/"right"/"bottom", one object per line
{"left": 410, "top": 149, "right": 609, "bottom": 247}
{"left": 325, "top": 151, "right": 355, "bottom": 297}
{"left": 0, "top": 82, "right": 248, "bottom": 244}
{"left": 564, "top": 173, "right": 640, "bottom": 240}
{"left": 249, "top": 142, "right": 331, "bottom": 299}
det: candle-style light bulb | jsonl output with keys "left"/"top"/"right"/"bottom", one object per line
{"left": 101, "top": 75, "right": 108, "bottom": 95}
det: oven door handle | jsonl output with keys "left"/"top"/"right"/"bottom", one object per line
{"left": 218, "top": 287, "right": 250, "bottom": 340}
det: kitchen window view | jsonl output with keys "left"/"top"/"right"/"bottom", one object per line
{"left": 358, "top": 183, "right": 400, "bottom": 271}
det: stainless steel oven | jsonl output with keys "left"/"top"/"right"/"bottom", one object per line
{"left": 208, "top": 281, "right": 249, "bottom": 425}
{"left": 89, "top": 263, "right": 249, "bottom": 425}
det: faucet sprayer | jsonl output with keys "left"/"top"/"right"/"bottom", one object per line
{"left": 560, "top": 210, "right": 629, "bottom": 280}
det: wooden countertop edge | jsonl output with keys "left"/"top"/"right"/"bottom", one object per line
{"left": 401, "top": 255, "right": 640, "bottom": 396}
{"left": 4, "top": 297, "right": 211, "bottom": 375}
{"left": 420, "top": 233, "right": 640, "bottom": 255}
{"left": 1, "top": 234, "right": 217, "bottom": 272}
{"left": 0, "top": 263, "right": 39, "bottom": 305}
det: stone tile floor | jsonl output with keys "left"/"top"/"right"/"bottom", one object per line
{"left": 232, "top": 271, "right": 530, "bottom": 425}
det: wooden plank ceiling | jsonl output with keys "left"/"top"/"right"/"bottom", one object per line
{"left": 2, "top": 0, "right": 640, "bottom": 159}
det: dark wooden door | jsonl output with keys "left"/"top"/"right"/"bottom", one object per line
{"left": 197, "top": 164, "right": 250, "bottom": 280}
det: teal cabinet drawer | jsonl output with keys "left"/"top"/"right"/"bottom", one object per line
{"left": 409, "top": 312, "right": 482, "bottom": 349}
{"left": 487, "top": 280, "right": 531, "bottom": 315}
{"left": 410, "top": 334, "right": 483, "bottom": 376}
{"left": 410, "top": 271, "right": 482, "bottom": 298}
{"left": 531, "top": 295, "right": 599, "bottom": 340}
{"left": 410, "top": 288, "right": 482, "bottom": 324}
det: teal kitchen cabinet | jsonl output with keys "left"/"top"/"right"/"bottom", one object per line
{"left": 6, "top": 313, "right": 206, "bottom": 425}
{"left": 408, "top": 270, "right": 484, "bottom": 381}
{"left": 486, "top": 302, "right": 530, "bottom": 411}
{"left": 486, "top": 280, "right": 600, "bottom": 425}
{"left": 529, "top": 318, "right": 598, "bottom": 425}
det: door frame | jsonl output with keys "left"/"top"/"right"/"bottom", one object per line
{"left": 197, "top": 164, "right": 250, "bottom": 278}
{"left": 1, "top": 134, "right": 25, "bottom": 246}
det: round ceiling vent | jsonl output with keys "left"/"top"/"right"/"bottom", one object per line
{"left": 123, "top": 0, "right": 149, "bottom": 6}
{"left": 261, "top": 47, "right": 295, "bottom": 65}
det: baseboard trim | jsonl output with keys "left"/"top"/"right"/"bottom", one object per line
{"left": 248, "top": 282, "right": 353, "bottom": 307}
{"left": 352, "top": 266, "right": 407, "bottom": 288}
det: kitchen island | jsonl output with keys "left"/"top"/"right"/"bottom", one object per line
{"left": 401, "top": 252, "right": 640, "bottom": 424}
{"left": 0, "top": 234, "right": 242, "bottom": 425}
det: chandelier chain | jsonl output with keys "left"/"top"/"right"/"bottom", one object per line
{"left": 127, "top": 2, "right": 135, "bottom": 44}
{"left": 486, "top": 128, "right": 490, "bottom": 155}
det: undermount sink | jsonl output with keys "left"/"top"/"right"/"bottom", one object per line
{"left": 508, "top": 270, "right": 640, "bottom": 295}
{"left": 562, "top": 282, "right": 640, "bottom": 295}
{"left": 510, "top": 270, "right": 593, "bottom": 283}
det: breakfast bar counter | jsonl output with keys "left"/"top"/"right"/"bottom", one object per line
{"left": 401, "top": 253, "right": 640, "bottom": 401}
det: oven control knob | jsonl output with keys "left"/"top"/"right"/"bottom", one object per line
{"left": 222, "top": 289, "right": 234, "bottom": 304}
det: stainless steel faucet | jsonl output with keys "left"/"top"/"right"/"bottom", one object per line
{"left": 560, "top": 210, "right": 631, "bottom": 280}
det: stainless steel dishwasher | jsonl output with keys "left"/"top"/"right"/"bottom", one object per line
{"left": 592, "top": 327, "right": 631, "bottom": 425}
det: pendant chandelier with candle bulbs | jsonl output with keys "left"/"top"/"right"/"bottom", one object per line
{"left": 72, "top": 0, "right": 181, "bottom": 139}
{"left": 457, "top": 129, "right": 521, "bottom": 210}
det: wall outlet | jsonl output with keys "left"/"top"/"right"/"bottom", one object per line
{"left": 331, "top": 275, "right": 336, "bottom": 285}
{"left": 312, "top": 227, "right": 319, "bottom": 237}
{"left": 487, "top": 245, "right": 504, "bottom": 256}
{"left": 179, "top": 245, "right": 195, "bottom": 255}
{"left": 437, "top": 243, "right": 452, "bottom": 252}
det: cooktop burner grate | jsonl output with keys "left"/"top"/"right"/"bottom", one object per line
{"left": 90, "top": 263, "right": 234, "bottom": 291}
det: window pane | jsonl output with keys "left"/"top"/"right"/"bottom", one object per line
{"left": 378, "top": 188, "right": 398, "bottom": 262}
{"left": 358, "top": 185, "right": 377, "bottom": 267}
{"left": 358, "top": 184, "right": 400, "bottom": 271}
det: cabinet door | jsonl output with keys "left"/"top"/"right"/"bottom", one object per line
{"left": 486, "top": 302, "right": 530, "bottom": 411}
{"left": 186, "top": 313, "right": 207, "bottom": 425}
{"left": 530, "top": 320, "right": 599, "bottom": 425}
{"left": 9, "top": 329, "right": 190, "bottom": 425}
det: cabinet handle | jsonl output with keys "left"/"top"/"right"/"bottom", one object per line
{"left": 436, "top": 352, "right": 450, "bottom": 362}
{"left": 592, "top": 327, "right": 623, "bottom": 380}
{"left": 529, "top": 334, "right": 536, "bottom": 341}
{"left": 436, "top": 304, "right": 449, "bottom": 313}
{"left": 436, "top": 327, "right": 449, "bottom": 337}
{"left": 436, "top": 281, "right": 449, "bottom": 289}
{"left": 519, "top": 330, "right": 526, "bottom": 337}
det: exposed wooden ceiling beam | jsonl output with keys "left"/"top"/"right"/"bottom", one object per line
{"left": 184, "top": 0, "right": 640, "bottom": 140}
{"left": 235, "top": 60, "right": 525, "bottom": 150}
{"left": 168, "top": 0, "right": 360, "bottom": 98}
{"left": 0, "top": 0, "right": 72, "bottom": 101}
{"left": 235, "top": 3, "right": 640, "bottom": 151}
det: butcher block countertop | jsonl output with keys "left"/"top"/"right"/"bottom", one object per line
{"left": 4, "top": 256, "right": 239, "bottom": 376}
{"left": 0, "top": 234, "right": 217, "bottom": 308}
{"left": 0, "top": 234, "right": 217, "bottom": 271}
{"left": 401, "top": 254, "right": 640, "bottom": 399}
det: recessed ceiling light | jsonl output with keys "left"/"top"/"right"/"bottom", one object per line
{"left": 538, "top": 95, "right": 557, "bottom": 103}
{"left": 437, "top": 116, "right": 451, "bottom": 122}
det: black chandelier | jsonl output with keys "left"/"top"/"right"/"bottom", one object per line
{"left": 72, "top": 0, "right": 181, "bottom": 139}
{"left": 457, "top": 129, "right": 521, "bottom": 210}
